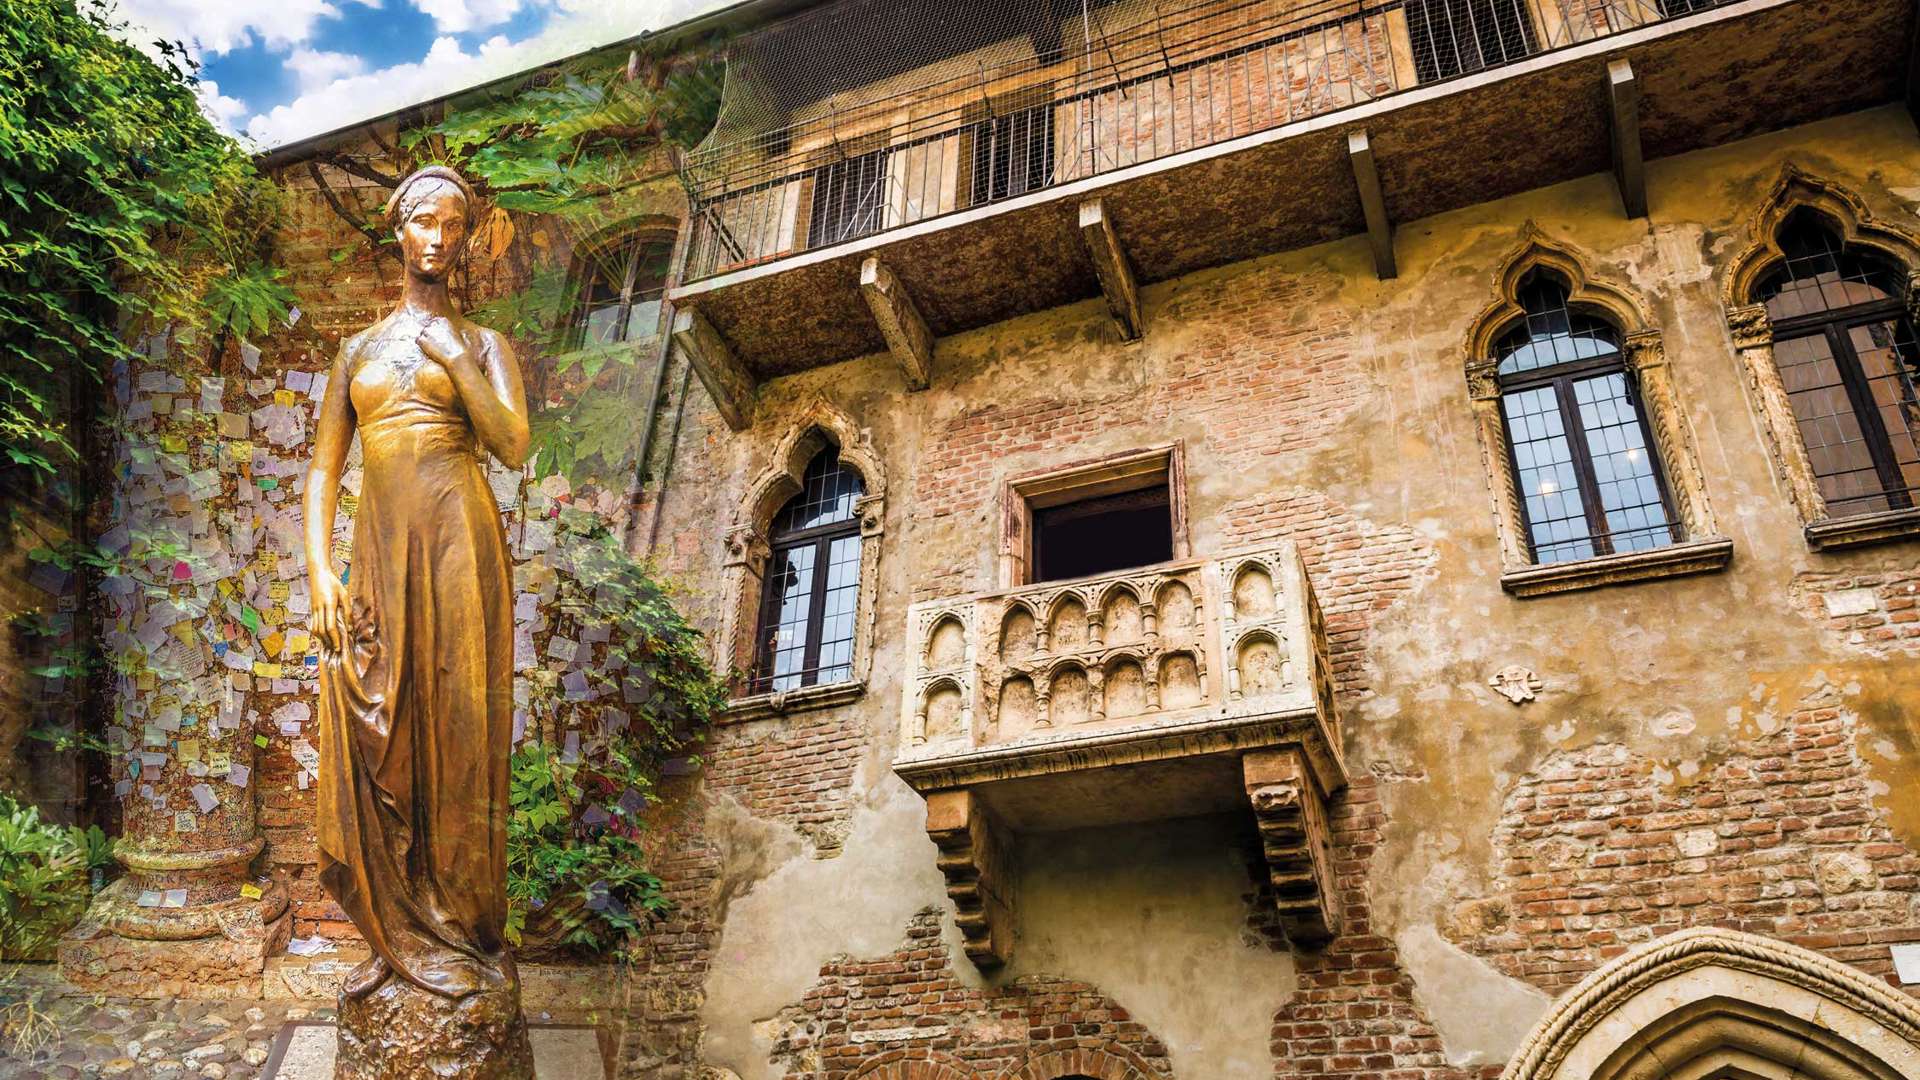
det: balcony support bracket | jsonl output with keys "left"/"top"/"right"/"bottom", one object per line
{"left": 1608, "top": 59, "right": 1648, "bottom": 219}
{"left": 1347, "top": 129, "right": 1397, "bottom": 280}
{"left": 1245, "top": 746, "right": 1341, "bottom": 947}
{"left": 925, "top": 788, "right": 1013, "bottom": 968}
{"left": 860, "top": 257, "right": 934, "bottom": 391}
{"left": 671, "top": 306, "right": 755, "bottom": 431}
{"left": 1079, "top": 198, "right": 1144, "bottom": 340}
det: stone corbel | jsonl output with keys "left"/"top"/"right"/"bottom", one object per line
{"left": 925, "top": 789, "right": 1014, "bottom": 968}
{"left": 1243, "top": 746, "right": 1340, "bottom": 947}
{"left": 859, "top": 257, "right": 934, "bottom": 391}
{"left": 1078, "top": 198, "right": 1144, "bottom": 340}
{"left": 672, "top": 306, "right": 755, "bottom": 431}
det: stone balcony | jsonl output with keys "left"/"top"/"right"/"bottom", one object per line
{"left": 892, "top": 544, "right": 1348, "bottom": 967}
{"left": 666, "top": 0, "right": 1910, "bottom": 423}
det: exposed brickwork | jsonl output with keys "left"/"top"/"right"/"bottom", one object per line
{"left": 1219, "top": 487, "right": 1435, "bottom": 699}
{"left": 704, "top": 707, "right": 865, "bottom": 853}
{"left": 1791, "top": 564, "right": 1920, "bottom": 657}
{"left": 912, "top": 267, "right": 1369, "bottom": 606}
{"left": 1271, "top": 776, "right": 1491, "bottom": 1080}
{"left": 1445, "top": 682, "right": 1920, "bottom": 994}
{"left": 764, "top": 909, "right": 1172, "bottom": 1079}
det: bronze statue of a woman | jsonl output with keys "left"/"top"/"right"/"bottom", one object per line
{"left": 304, "top": 165, "right": 534, "bottom": 1079}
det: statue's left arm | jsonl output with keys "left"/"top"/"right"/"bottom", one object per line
{"left": 419, "top": 318, "right": 530, "bottom": 468}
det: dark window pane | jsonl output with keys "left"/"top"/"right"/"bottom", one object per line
{"left": 1503, "top": 385, "right": 1595, "bottom": 563}
{"left": 772, "top": 449, "right": 865, "bottom": 532}
{"left": 757, "top": 543, "right": 817, "bottom": 692}
{"left": 1573, "top": 373, "right": 1675, "bottom": 552}
{"left": 1032, "top": 486, "right": 1173, "bottom": 582}
{"left": 1849, "top": 319, "right": 1920, "bottom": 506}
{"left": 1758, "top": 211, "right": 1904, "bottom": 320}
{"left": 1497, "top": 274, "right": 1620, "bottom": 376}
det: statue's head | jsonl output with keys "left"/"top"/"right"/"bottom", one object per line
{"left": 384, "top": 165, "right": 476, "bottom": 284}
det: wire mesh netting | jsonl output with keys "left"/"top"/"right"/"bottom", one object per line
{"left": 679, "top": 0, "right": 1730, "bottom": 280}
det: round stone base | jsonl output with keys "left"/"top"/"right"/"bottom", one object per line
{"left": 336, "top": 974, "right": 534, "bottom": 1080}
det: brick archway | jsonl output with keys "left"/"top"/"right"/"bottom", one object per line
{"left": 848, "top": 1049, "right": 981, "bottom": 1080}
{"left": 998, "top": 1043, "right": 1162, "bottom": 1080}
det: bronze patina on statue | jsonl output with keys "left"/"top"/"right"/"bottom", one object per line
{"left": 303, "top": 165, "right": 534, "bottom": 1079}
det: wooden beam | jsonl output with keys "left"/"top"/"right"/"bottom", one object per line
{"left": 859, "top": 257, "right": 934, "bottom": 391}
{"left": 1608, "top": 58, "right": 1647, "bottom": 219}
{"left": 1346, "top": 129, "right": 1396, "bottom": 280}
{"left": 670, "top": 306, "right": 754, "bottom": 432}
{"left": 1078, "top": 198, "right": 1144, "bottom": 340}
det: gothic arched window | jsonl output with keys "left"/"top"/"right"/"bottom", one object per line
{"left": 752, "top": 448, "right": 866, "bottom": 692}
{"left": 1496, "top": 272, "right": 1680, "bottom": 564}
{"left": 1754, "top": 210, "right": 1920, "bottom": 517}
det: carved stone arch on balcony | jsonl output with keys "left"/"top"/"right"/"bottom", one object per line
{"left": 719, "top": 400, "right": 887, "bottom": 720}
{"left": 1042, "top": 589, "right": 1094, "bottom": 653}
{"left": 1100, "top": 649, "right": 1151, "bottom": 718}
{"left": 1720, "top": 165, "right": 1920, "bottom": 542}
{"left": 998, "top": 599, "right": 1041, "bottom": 662}
{"left": 1153, "top": 647, "right": 1206, "bottom": 711}
{"left": 1224, "top": 555, "right": 1284, "bottom": 623}
{"left": 915, "top": 674, "right": 971, "bottom": 747}
{"left": 998, "top": 1042, "right": 1162, "bottom": 1080}
{"left": 1229, "top": 628, "right": 1290, "bottom": 700}
{"left": 1501, "top": 927, "right": 1920, "bottom": 1080}
{"left": 1096, "top": 580, "right": 1145, "bottom": 647}
{"left": 1464, "top": 225, "right": 1722, "bottom": 587}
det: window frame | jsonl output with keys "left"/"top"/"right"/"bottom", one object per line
{"left": 1467, "top": 233, "right": 1729, "bottom": 596}
{"left": 750, "top": 455, "right": 866, "bottom": 694}
{"left": 1493, "top": 329, "right": 1682, "bottom": 563}
{"left": 999, "top": 444, "right": 1189, "bottom": 589}
{"left": 570, "top": 231, "right": 674, "bottom": 349}
{"left": 1721, "top": 168, "right": 1920, "bottom": 551}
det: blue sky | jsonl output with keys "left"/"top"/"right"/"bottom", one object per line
{"left": 111, "top": 0, "right": 725, "bottom": 147}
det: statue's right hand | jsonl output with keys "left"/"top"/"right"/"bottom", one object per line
{"left": 311, "top": 572, "right": 350, "bottom": 656}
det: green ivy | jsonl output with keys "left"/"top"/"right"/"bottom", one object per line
{"left": 0, "top": 0, "right": 288, "bottom": 479}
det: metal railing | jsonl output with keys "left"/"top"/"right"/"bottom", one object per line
{"left": 680, "top": 0, "right": 1726, "bottom": 282}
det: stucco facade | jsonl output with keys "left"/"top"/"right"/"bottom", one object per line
{"left": 23, "top": 0, "right": 1920, "bottom": 1076}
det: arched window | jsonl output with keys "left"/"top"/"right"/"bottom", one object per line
{"left": 752, "top": 448, "right": 866, "bottom": 692}
{"left": 1753, "top": 210, "right": 1920, "bottom": 518}
{"left": 575, "top": 234, "right": 673, "bottom": 346}
{"left": 1495, "top": 272, "right": 1679, "bottom": 564}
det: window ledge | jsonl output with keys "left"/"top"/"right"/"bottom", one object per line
{"left": 1805, "top": 507, "right": 1920, "bottom": 551}
{"left": 1500, "top": 537, "right": 1734, "bottom": 598}
{"left": 723, "top": 680, "right": 865, "bottom": 723}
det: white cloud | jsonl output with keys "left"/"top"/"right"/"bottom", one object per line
{"left": 245, "top": 0, "right": 727, "bottom": 148}
{"left": 286, "top": 48, "right": 367, "bottom": 92}
{"left": 415, "top": 0, "right": 524, "bottom": 34}
{"left": 113, "top": 0, "right": 382, "bottom": 56}
{"left": 195, "top": 78, "right": 250, "bottom": 134}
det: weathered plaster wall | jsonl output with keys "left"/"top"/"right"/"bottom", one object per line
{"left": 635, "top": 103, "right": 1920, "bottom": 1077}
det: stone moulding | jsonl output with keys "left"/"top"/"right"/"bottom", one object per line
{"left": 1502, "top": 927, "right": 1920, "bottom": 1080}
{"left": 1721, "top": 165, "right": 1920, "bottom": 552}
{"left": 894, "top": 542, "right": 1348, "bottom": 963}
{"left": 717, "top": 402, "right": 886, "bottom": 721}
{"left": 1466, "top": 227, "right": 1731, "bottom": 595}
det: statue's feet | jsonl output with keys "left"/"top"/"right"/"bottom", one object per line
{"left": 341, "top": 954, "right": 389, "bottom": 999}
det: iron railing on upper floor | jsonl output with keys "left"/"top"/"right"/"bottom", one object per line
{"left": 677, "top": 0, "right": 1734, "bottom": 283}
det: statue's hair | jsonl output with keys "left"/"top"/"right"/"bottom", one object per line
{"left": 383, "top": 165, "right": 477, "bottom": 230}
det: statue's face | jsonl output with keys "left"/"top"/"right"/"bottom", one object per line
{"left": 397, "top": 187, "right": 468, "bottom": 282}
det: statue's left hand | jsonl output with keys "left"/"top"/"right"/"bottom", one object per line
{"left": 415, "top": 316, "right": 475, "bottom": 372}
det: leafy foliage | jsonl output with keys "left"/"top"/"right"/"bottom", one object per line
{"left": 0, "top": 0, "right": 287, "bottom": 479}
{"left": 505, "top": 511, "right": 724, "bottom": 957}
{"left": 0, "top": 792, "right": 101, "bottom": 961}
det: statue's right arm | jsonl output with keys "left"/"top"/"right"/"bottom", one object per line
{"left": 304, "top": 344, "right": 355, "bottom": 655}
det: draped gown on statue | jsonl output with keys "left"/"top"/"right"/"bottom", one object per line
{"left": 316, "top": 316, "right": 517, "bottom": 1000}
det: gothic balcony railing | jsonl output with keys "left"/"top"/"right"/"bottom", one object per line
{"left": 891, "top": 543, "right": 1350, "bottom": 966}
{"left": 680, "top": 0, "right": 1731, "bottom": 284}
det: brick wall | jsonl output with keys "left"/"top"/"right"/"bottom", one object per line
{"left": 1444, "top": 681, "right": 1920, "bottom": 993}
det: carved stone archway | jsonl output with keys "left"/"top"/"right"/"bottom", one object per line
{"left": 718, "top": 399, "right": 887, "bottom": 720}
{"left": 1502, "top": 927, "right": 1920, "bottom": 1080}
{"left": 1719, "top": 164, "right": 1920, "bottom": 549}
{"left": 1463, "top": 226, "right": 1726, "bottom": 594}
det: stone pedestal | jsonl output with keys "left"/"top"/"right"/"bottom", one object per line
{"left": 60, "top": 834, "right": 291, "bottom": 996}
{"left": 336, "top": 976, "right": 534, "bottom": 1080}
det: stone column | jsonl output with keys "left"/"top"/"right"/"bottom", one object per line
{"left": 60, "top": 724, "right": 290, "bottom": 997}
